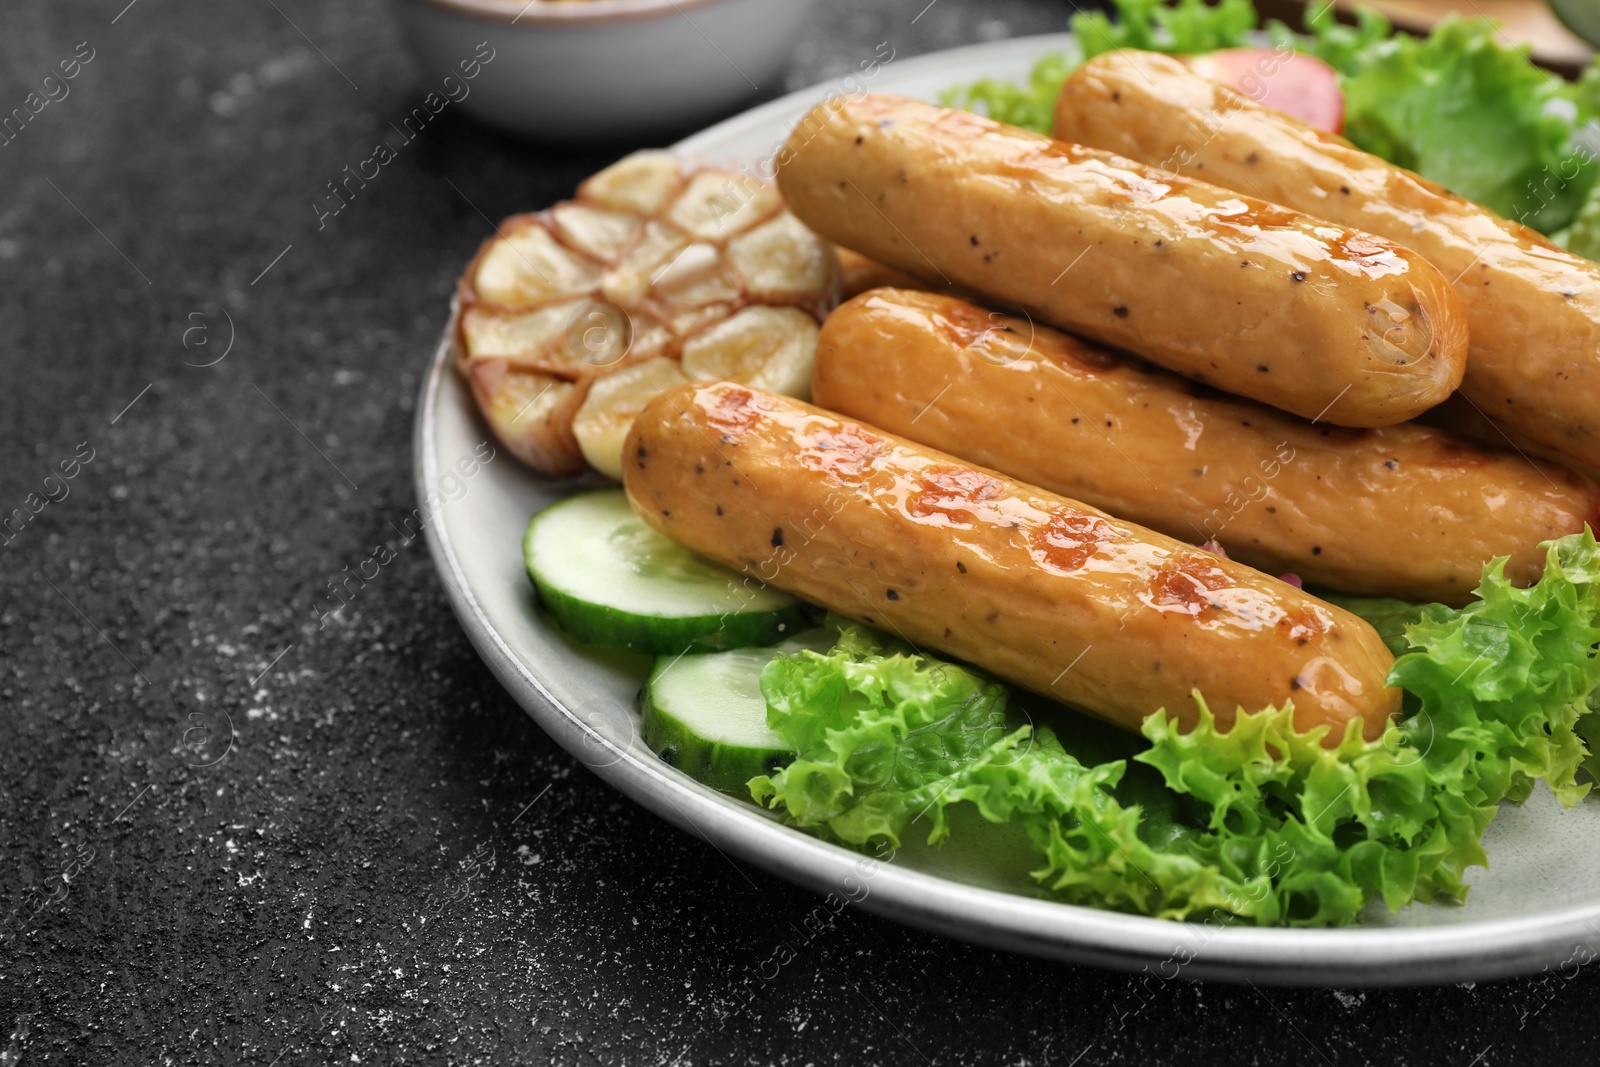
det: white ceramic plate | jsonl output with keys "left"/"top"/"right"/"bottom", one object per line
{"left": 416, "top": 33, "right": 1600, "bottom": 985}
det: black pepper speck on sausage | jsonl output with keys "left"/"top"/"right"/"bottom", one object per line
{"left": 813, "top": 289, "right": 1600, "bottom": 604}
{"left": 777, "top": 94, "right": 1468, "bottom": 427}
{"left": 1056, "top": 49, "right": 1600, "bottom": 471}
{"left": 623, "top": 380, "right": 1401, "bottom": 743}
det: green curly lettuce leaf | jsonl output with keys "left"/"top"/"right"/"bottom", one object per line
{"left": 1072, "top": 0, "right": 1257, "bottom": 61}
{"left": 1389, "top": 534, "right": 1600, "bottom": 803}
{"left": 1269, "top": 5, "right": 1390, "bottom": 73}
{"left": 939, "top": 0, "right": 1253, "bottom": 134}
{"left": 750, "top": 533, "right": 1600, "bottom": 926}
{"left": 1301, "top": 16, "right": 1599, "bottom": 232}
{"left": 940, "top": 51, "right": 1077, "bottom": 136}
{"left": 944, "top": 0, "right": 1600, "bottom": 236}
{"left": 1553, "top": 176, "right": 1600, "bottom": 259}
{"left": 750, "top": 630, "right": 1273, "bottom": 921}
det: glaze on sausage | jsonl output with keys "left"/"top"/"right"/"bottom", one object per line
{"left": 623, "top": 380, "right": 1402, "bottom": 742}
{"left": 1055, "top": 50, "right": 1600, "bottom": 472}
{"left": 775, "top": 93, "right": 1468, "bottom": 428}
{"left": 812, "top": 289, "right": 1600, "bottom": 605}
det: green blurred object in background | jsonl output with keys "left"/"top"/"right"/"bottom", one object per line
{"left": 1551, "top": 0, "right": 1600, "bottom": 47}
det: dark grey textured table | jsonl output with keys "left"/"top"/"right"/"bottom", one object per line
{"left": 3, "top": 0, "right": 1598, "bottom": 1063}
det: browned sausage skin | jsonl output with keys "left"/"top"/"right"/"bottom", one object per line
{"left": 775, "top": 93, "right": 1468, "bottom": 428}
{"left": 835, "top": 247, "right": 930, "bottom": 299}
{"left": 1419, "top": 394, "right": 1600, "bottom": 485}
{"left": 623, "top": 380, "right": 1401, "bottom": 743}
{"left": 813, "top": 289, "right": 1600, "bottom": 605}
{"left": 1054, "top": 50, "right": 1600, "bottom": 473}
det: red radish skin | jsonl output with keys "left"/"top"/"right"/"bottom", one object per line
{"left": 1186, "top": 48, "right": 1344, "bottom": 133}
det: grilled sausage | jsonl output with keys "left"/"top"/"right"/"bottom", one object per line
{"left": 813, "top": 289, "right": 1600, "bottom": 605}
{"left": 775, "top": 93, "right": 1468, "bottom": 428}
{"left": 836, "top": 247, "right": 929, "bottom": 299}
{"left": 1054, "top": 50, "right": 1600, "bottom": 472}
{"left": 1419, "top": 394, "right": 1600, "bottom": 484}
{"left": 623, "top": 380, "right": 1402, "bottom": 741}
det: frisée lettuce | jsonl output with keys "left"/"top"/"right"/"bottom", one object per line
{"left": 750, "top": 534, "right": 1600, "bottom": 926}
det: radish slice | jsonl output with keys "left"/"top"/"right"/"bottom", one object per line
{"left": 1185, "top": 49, "right": 1344, "bottom": 134}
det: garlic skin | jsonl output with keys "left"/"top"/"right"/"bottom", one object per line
{"left": 455, "top": 151, "right": 839, "bottom": 477}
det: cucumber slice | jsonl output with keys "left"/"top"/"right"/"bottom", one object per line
{"left": 523, "top": 488, "right": 805, "bottom": 654}
{"left": 641, "top": 631, "right": 831, "bottom": 792}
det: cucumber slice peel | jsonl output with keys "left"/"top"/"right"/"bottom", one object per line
{"left": 523, "top": 489, "right": 805, "bottom": 655}
{"left": 641, "top": 631, "right": 832, "bottom": 792}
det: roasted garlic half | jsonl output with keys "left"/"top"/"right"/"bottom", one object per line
{"left": 455, "top": 151, "right": 838, "bottom": 478}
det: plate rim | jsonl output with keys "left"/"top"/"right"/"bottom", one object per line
{"left": 416, "top": 31, "right": 1600, "bottom": 986}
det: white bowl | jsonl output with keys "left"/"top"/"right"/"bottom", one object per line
{"left": 390, "top": 0, "right": 820, "bottom": 141}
